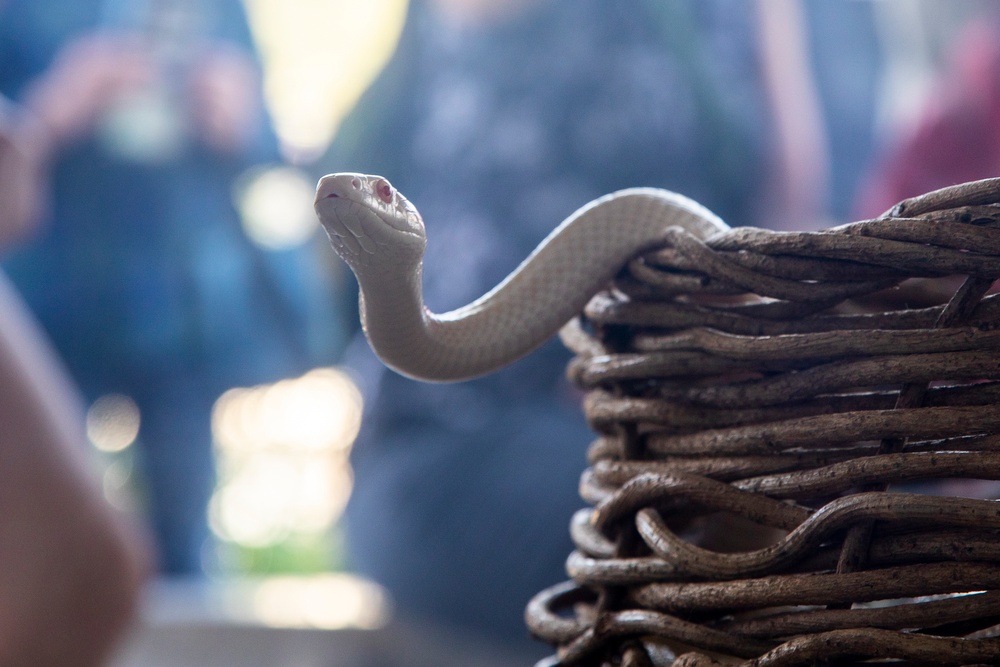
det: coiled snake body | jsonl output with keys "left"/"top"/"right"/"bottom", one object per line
{"left": 314, "top": 173, "right": 729, "bottom": 382}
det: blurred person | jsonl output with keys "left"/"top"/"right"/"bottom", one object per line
{"left": 325, "top": 0, "right": 771, "bottom": 661}
{"left": 0, "top": 115, "right": 148, "bottom": 666}
{"left": 0, "top": 98, "right": 47, "bottom": 246}
{"left": 857, "top": 10, "right": 1000, "bottom": 216}
{"left": 759, "top": 0, "right": 882, "bottom": 227}
{"left": 857, "top": 8, "right": 1000, "bottom": 503}
{"left": 0, "top": 0, "right": 342, "bottom": 575}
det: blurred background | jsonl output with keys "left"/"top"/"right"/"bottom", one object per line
{"left": 0, "top": 0, "right": 408, "bottom": 580}
{"left": 1, "top": 0, "right": 1000, "bottom": 665}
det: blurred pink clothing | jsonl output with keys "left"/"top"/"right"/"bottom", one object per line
{"left": 858, "top": 23, "right": 1000, "bottom": 217}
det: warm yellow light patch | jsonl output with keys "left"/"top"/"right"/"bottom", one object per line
{"left": 244, "top": 0, "right": 409, "bottom": 162}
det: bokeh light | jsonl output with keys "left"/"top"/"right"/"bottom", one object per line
{"left": 101, "top": 458, "right": 139, "bottom": 513}
{"left": 251, "top": 574, "right": 389, "bottom": 630}
{"left": 209, "top": 367, "right": 362, "bottom": 555}
{"left": 212, "top": 367, "right": 362, "bottom": 453}
{"left": 234, "top": 165, "right": 318, "bottom": 250}
{"left": 86, "top": 393, "right": 141, "bottom": 453}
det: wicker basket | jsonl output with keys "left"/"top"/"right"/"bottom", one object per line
{"left": 525, "top": 178, "right": 1000, "bottom": 666}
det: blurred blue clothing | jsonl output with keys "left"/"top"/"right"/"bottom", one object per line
{"left": 0, "top": 0, "right": 341, "bottom": 574}
{"left": 326, "top": 0, "right": 773, "bottom": 659}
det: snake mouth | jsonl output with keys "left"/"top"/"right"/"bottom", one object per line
{"left": 315, "top": 174, "right": 354, "bottom": 204}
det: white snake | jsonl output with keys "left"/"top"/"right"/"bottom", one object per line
{"left": 314, "top": 173, "right": 729, "bottom": 382}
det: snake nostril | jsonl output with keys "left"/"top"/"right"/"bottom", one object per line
{"left": 351, "top": 177, "right": 362, "bottom": 190}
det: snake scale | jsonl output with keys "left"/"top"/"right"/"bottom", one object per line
{"left": 314, "top": 172, "right": 729, "bottom": 382}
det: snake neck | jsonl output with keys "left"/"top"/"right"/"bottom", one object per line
{"left": 357, "top": 189, "right": 726, "bottom": 382}
{"left": 358, "top": 267, "right": 545, "bottom": 382}
{"left": 357, "top": 265, "right": 434, "bottom": 376}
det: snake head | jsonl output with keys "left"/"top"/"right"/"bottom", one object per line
{"left": 314, "top": 173, "right": 426, "bottom": 272}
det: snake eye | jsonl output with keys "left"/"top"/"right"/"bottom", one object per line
{"left": 375, "top": 179, "right": 394, "bottom": 204}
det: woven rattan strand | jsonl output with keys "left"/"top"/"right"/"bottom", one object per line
{"left": 526, "top": 178, "right": 1000, "bottom": 666}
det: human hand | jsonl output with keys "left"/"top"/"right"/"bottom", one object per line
{"left": 21, "top": 33, "right": 154, "bottom": 157}
{"left": 0, "top": 101, "right": 49, "bottom": 245}
{"left": 187, "top": 46, "right": 263, "bottom": 154}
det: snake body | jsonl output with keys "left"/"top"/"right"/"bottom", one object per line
{"left": 314, "top": 173, "right": 729, "bottom": 382}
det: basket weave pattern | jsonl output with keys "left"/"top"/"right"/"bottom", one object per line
{"left": 526, "top": 179, "right": 1000, "bottom": 666}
